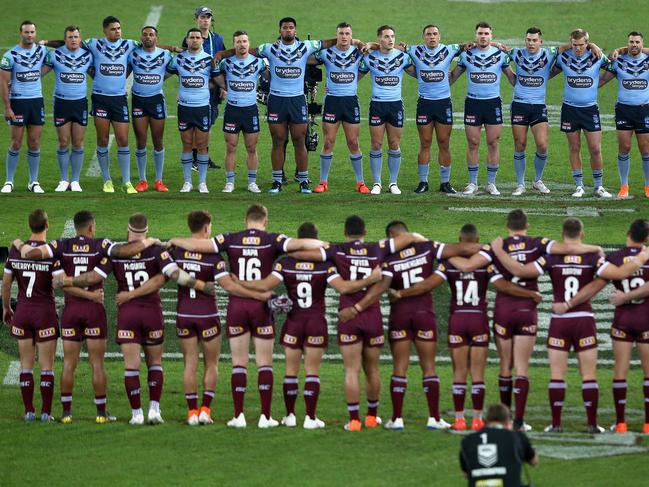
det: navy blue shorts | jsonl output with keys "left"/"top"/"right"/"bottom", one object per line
{"left": 91, "top": 94, "right": 129, "bottom": 123}
{"left": 53, "top": 97, "right": 88, "bottom": 127}
{"left": 223, "top": 104, "right": 260, "bottom": 134}
{"left": 464, "top": 97, "right": 502, "bottom": 126}
{"left": 267, "top": 94, "right": 307, "bottom": 124}
{"left": 9, "top": 97, "right": 45, "bottom": 126}
{"left": 369, "top": 100, "right": 404, "bottom": 127}
{"left": 131, "top": 93, "right": 167, "bottom": 120}
{"left": 177, "top": 104, "right": 211, "bottom": 132}
{"left": 510, "top": 101, "right": 548, "bottom": 127}
{"left": 322, "top": 95, "right": 360, "bottom": 124}
{"left": 416, "top": 97, "right": 453, "bottom": 125}
{"left": 615, "top": 102, "right": 649, "bottom": 134}
{"left": 560, "top": 103, "right": 600, "bottom": 132}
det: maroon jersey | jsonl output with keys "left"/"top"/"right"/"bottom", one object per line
{"left": 94, "top": 244, "right": 176, "bottom": 306}
{"left": 534, "top": 252, "right": 606, "bottom": 314}
{"left": 212, "top": 229, "right": 290, "bottom": 282}
{"left": 435, "top": 259, "right": 502, "bottom": 313}
{"left": 382, "top": 241, "right": 445, "bottom": 315}
{"left": 4, "top": 240, "right": 63, "bottom": 305}
{"left": 171, "top": 247, "right": 228, "bottom": 316}
{"left": 271, "top": 257, "right": 338, "bottom": 317}
{"left": 606, "top": 246, "right": 649, "bottom": 313}
{"left": 322, "top": 238, "right": 395, "bottom": 309}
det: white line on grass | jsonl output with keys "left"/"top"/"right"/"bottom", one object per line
{"left": 448, "top": 206, "right": 636, "bottom": 217}
{"left": 86, "top": 134, "right": 114, "bottom": 177}
{"left": 125, "top": 6, "right": 164, "bottom": 93}
{"left": 2, "top": 361, "right": 20, "bottom": 385}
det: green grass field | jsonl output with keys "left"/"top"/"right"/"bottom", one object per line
{"left": 2, "top": 0, "right": 649, "bottom": 485}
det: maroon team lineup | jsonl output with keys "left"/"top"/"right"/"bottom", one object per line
{"left": 3, "top": 205, "right": 649, "bottom": 434}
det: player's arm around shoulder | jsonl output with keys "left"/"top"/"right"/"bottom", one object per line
{"left": 330, "top": 265, "right": 383, "bottom": 295}
{"left": 218, "top": 274, "right": 272, "bottom": 301}
{"left": 116, "top": 273, "right": 167, "bottom": 306}
{"left": 598, "top": 247, "right": 649, "bottom": 281}
{"left": 553, "top": 277, "right": 607, "bottom": 314}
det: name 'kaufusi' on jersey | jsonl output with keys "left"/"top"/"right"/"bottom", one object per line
{"left": 128, "top": 46, "right": 172, "bottom": 97}
{"left": 83, "top": 38, "right": 139, "bottom": 96}
{"left": 406, "top": 44, "right": 461, "bottom": 100}
{"left": 554, "top": 49, "right": 609, "bottom": 107}
{"left": 510, "top": 47, "right": 558, "bottom": 104}
{"left": 258, "top": 40, "right": 321, "bottom": 97}
{"left": 457, "top": 46, "right": 510, "bottom": 99}
{"left": 217, "top": 54, "right": 267, "bottom": 106}
{"left": 606, "top": 53, "right": 649, "bottom": 105}
{"left": 314, "top": 45, "right": 363, "bottom": 97}
{"left": 166, "top": 50, "right": 219, "bottom": 107}
{"left": 0, "top": 44, "right": 50, "bottom": 98}
{"left": 360, "top": 49, "right": 412, "bottom": 102}
{"left": 45, "top": 45, "right": 93, "bottom": 100}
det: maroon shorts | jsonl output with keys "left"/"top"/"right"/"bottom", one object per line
{"left": 116, "top": 303, "right": 164, "bottom": 345}
{"left": 338, "top": 306, "right": 385, "bottom": 348}
{"left": 448, "top": 312, "right": 490, "bottom": 348}
{"left": 493, "top": 307, "right": 538, "bottom": 340}
{"left": 388, "top": 309, "right": 437, "bottom": 342}
{"left": 611, "top": 307, "right": 649, "bottom": 344}
{"left": 547, "top": 316, "right": 597, "bottom": 352}
{"left": 10, "top": 302, "right": 58, "bottom": 342}
{"left": 226, "top": 297, "right": 274, "bottom": 339}
{"left": 281, "top": 313, "right": 328, "bottom": 349}
{"left": 176, "top": 313, "right": 221, "bottom": 342}
{"left": 60, "top": 301, "right": 108, "bottom": 341}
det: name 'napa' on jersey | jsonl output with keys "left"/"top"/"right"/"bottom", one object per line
{"left": 510, "top": 47, "right": 557, "bottom": 104}
{"left": 258, "top": 39, "right": 321, "bottom": 97}
{"left": 0, "top": 44, "right": 50, "bottom": 98}
{"left": 360, "top": 49, "right": 412, "bottom": 102}
{"left": 129, "top": 47, "right": 172, "bottom": 97}
{"left": 46, "top": 46, "right": 93, "bottom": 100}
{"left": 84, "top": 38, "right": 139, "bottom": 96}
{"left": 406, "top": 43, "right": 461, "bottom": 100}
{"left": 315, "top": 46, "right": 363, "bottom": 97}
{"left": 457, "top": 46, "right": 510, "bottom": 99}
{"left": 166, "top": 50, "right": 218, "bottom": 107}
{"left": 607, "top": 53, "right": 649, "bottom": 105}
{"left": 555, "top": 49, "right": 608, "bottom": 107}
{"left": 218, "top": 55, "right": 267, "bottom": 107}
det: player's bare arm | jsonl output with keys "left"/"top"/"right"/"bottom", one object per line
{"left": 13, "top": 237, "right": 161, "bottom": 260}
{"left": 448, "top": 65, "right": 465, "bottom": 85}
{"left": 599, "top": 70, "right": 616, "bottom": 87}
{"left": 392, "top": 232, "right": 427, "bottom": 252}
{"left": 609, "top": 280, "right": 649, "bottom": 306}
{"left": 235, "top": 273, "right": 282, "bottom": 292}
{"left": 490, "top": 238, "right": 541, "bottom": 278}
{"left": 167, "top": 238, "right": 216, "bottom": 253}
{"left": 330, "top": 266, "right": 382, "bottom": 295}
{"left": 338, "top": 274, "right": 391, "bottom": 323}
{"left": 214, "top": 73, "right": 227, "bottom": 91}
{"left": 492, "top": 278, "right": 542, "bottom": 303}
{"left": 63, "top": 287, "right": 104, "bottom": 304}
{"left": 287, "top": 248, "right": 326, "bottom": 262}
{"left": 165, "top": 265, "right": 215, "bottom": 296}
{"left": 598, "top": 249, "right": 649, "bottom": 280}
{"left": 553, "top": 278, "right": 607, "bottom": 314}
{"left": 285, "top": 238, "right": 328, "bottom": 252}
{"left": 116, "top": 273, "right": 167, "bottom": 306}
{"left": 549, "top": 242, "right": 604, "bottom": 256}
{"left": 504, "top": 66, "right": 516, "bottom": 86}
{"left": 58, "top": 269, "right": 104, "bottom": 289}
{"left": 0, "top": 70, "right": 14, "bottom": 121}
{"left": 2, "top": 272, "right": 14, "bottom": 324}
{"left": 397, "top": 273, "right": 445, "bottom": 299}
{"left": 218, "top": 275, "right": 272, "bottom": 301}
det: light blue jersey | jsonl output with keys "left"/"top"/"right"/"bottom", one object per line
{"left": 555, "top": 49, "right": 608, "bottom": 107}
{"left": 315, "top": 45, "right": 363, "bottom": 97}
{"left": 360, "top": 49, "right": 412, "bottom": 102}
{"left": 258, "top": 40, "right": 321, "bottom": 97}
{"left": 84, "top": 38, "right": 139, "bottom": 96}
{"left": 47, "top": 46, "right": 93, "bottom": 100}
{"left": 607, "top": 53, "right": 649, "bottom": 105}
{"left": 218, "top": 54, "right": 267, "bottom": 107}
{"left": 510, "top": 47, "right": 557, "bottom": 105}
{"left": 129, "top": 47, "right": 172, "bottom": 97}
{"left": 0, "top": 44, "right": 50, "bottom": 98}
{"left": 407, "top": 43, "right": 460, "bottom": 100}
{"left": 166, "top": 49, "right": 217, "bottom": 107}
{"left": 457, "top": 46, "right": 509, "bottom": 99}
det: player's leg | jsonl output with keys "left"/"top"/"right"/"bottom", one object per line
{"left": 566, "top": 130, "right": 585, "bottom": 196}
{"left": 55, "top": 122, "right": 73, "bottom": 189}
{"left": 340, "top": 342, "right": 363, "bottom": 430}
{"left": 362, "top": 345, "right": 382, "bottom": 426}
{"left": 547, "top": 348, "right": 569, "bottom": 430}
{"left": 388, "top": 339, "right": 411, "bottom": 425}
{"left": 60, "top": 339, "right": 82, "bottom": 421}
{"left": 269, "top": 122, "right": 289, "bottom": 191}
{"left": 584, "top": 129, "right": 608, "bottom": 196}
{"left": 132, "top": 114, "right": 149, "bottom": 189}
{"left": 512, "top": 335, "right": 535, "bottom": 430}
{"left": 290, "top": 122, "right": 310, "bottom": 191}
{"left": 415, "top": 121, "right": 434, "bottom": 193}
{"left": 25, "top": 124, "right": 43, "bottom": 190}
{"left": 243, "top": 131, "right": 260, "bottom": 192}
{"left": 638, "top": 343, "right": 649, "bottom": 432}
{"left": 143, "top": 343, "right": 164, "bottom": 424}
{"left": 121, "top": 342, "right": 144, "bottom": 423}
{"left": 342, "top": 121, "right": 366, "bottom": 192}
{"left": 511, "top": 124, "right": 528, "bottom": 194}
{"left": 281, "top": 346, "right": 302, "bottom": 424}
{"left": 577, "top": 346, "right": 600, "bottom": 430}
{"left": 194, "top": 127, "right": 211, "bottom": 191}
{"left": 612, "top": 339, "right": 632, "bottom": 430}
{"left": 86, "top": 338, "right": 109, "bottom": 421}
{"left": 435, "top": 122, "right": 455, "bottom": 193}
{"left": 223, "top": 131, "right": 239, "bottom": 192}
{"left": 150, "top": 117, "right": 166, "bottom": 189}
{"left": 315, "top": 120, "right": 339, "bottom": 191}
{"left": 112, "top": 120, "right": 133, "bottom": 189}
{"left": 199, "top": 334, "right": 221, "bottom": 424}
{"left": 180, "top": 336, "right": 200, "bottom": 423}
{"left": 69, "top": 122, "right": 86, "bottom": 190}
{"left": 303, "top": 346, "right": 325, "bottom": 425}
{"left": 254, "top": 336, "right": 276, "bottom": 425}
{"left": 228, "top": 332, "right": 251, "bottom": 425}
{"left": 369, "top": 123, "right": 386, "bottom": 192}
{"left": 386, "top": 123, "right": 404, "bottom": 193}
{"left": 415, "top": 339, "right": 445, "bottom": 426}
{"left": 180, "top": 128, "right": 195, "bottom": 190}
{"left": 469, "top": 345, "right": 488, "bottom": 429}
{"left": 35, "top": 338, "right": 57, "bottom": 421}
{"left": 463, "top": 125, "right": 481, "bottom": 194}
{"left": 493, "top": 335, "right": 513, "bottom": 410}
{"left": 635, "top": 133, "right": 649, "bottom": 198}
{"left": 94, "top": 117, "right": 113, "bottom": 186}
{"left": 450, "top": 345, "right": 469, "bottom": 429}
{"left": 530, "top": 122, "right": 550, "bottom": 193}
{"left": 16, "top": 339, "right": 36, "bottom": 419}
{"left": 484, "top": 123, "right": 502, "bottom": 195}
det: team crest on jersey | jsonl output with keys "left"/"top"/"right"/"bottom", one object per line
{"left": 131, "top": 50, "right": 166, "bottom": 71}
{"left": 62, "top": 328, "right": 76, "bottom": 338}
{"left": 466, "top": 50, "right": 501, "bottom": 71}
{"left": 307, "top": 336, "right": 325, "bottom": 345}
{"left": 118, "top": 330, "right": 135, "bottom": 339}
{"left": 177, "top": 53, "right": 212, "bottom": 73}
{"left": 148, "top": 330, "right": 163, "bottom": 339}
{"left": 242, "top": 237, "right": 261, "bottom": 245}
{"left": 296, "top": 262, "right": 314, "bottom": 271}
{"left": 514, "top": 49, "right": 549, "bottom": 74}
{"left": 400, "top": 248, "right": 416, "bottom": 258}
{"left": 283, "top": 334, "right": 298, "bottom": 345}
{"left": 339, "top": 334, "right": 357, "bottom": 343}
{"left": 269, "top": 42, "right": 308, "bottom": 65}
{"left": 579, "top": 336, "right": 596, "bottom": 347}
{"left": 616, "top": 55, "right": 649, "bottom": 77}
{"left": 390, "top": 330, "right": 408, "bottom": 340}
{"left": 11, "top": 326, "right": 24, "bottom": 336}
{"left": 414, "top": 45, "right": 450, "bottom": 67}
{"left": 369, "top": 52, "right": 405, "bottom": 74}
{"left": 564, "top": 255, "right": 582, "bottom": 264}
{"left": 55, "top": 49, "right": 92, "bottom": 70}
{"left": 202, "top": 327, "right": 219, "bottom": 338}
{"left": 417, "top": 330, "right": 434, "bottom": 340}
{"left": 257, "top": 326, "right": 273, "bottom": 336}
{"left": 325, "top": 47, "right": 360, "bottom": 69}
{"left": 548, "top": 337, "right": 564, "bottom": 348}
{"left": 11, "top": 46, "right": 45, "bottom": 69}
{"left": 560, "top": 51, "right": 599, "bottom": 75}
{"left": 85, "top": 328, "right": 101, "bottom": 337}
{"left": 39, "top": 327, "right": 57, "bottom": 338}
{"left": 96, "top": 39, "right": 131, "bottom": 61}
{"left": 224, "top": 58, "right": 260, "bottom": 77}
{"left": 478, "top": 444, "right": 498, "bottom": 468}
{"left": 369, "top": 336, "right": 385, "bottom": 345}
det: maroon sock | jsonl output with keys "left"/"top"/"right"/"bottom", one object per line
{"left": 147, "top": 365, "right": 163, "bottom": 403}
{"left": 348, "top": 402, "right": 360, "bottom": 421}
{"left": 498, "top": 375, "right": 513, "bottom": 408}
{"left": 582, "top": 380, "right": 599, "bottom": 427}
{"left": 513, "top": 376, "right": 530, "bottom": 422}
{"left": 390, "top": 375, "right": 407, "bottom": 420}
{"left": 644, "top": 378, "right": 649, "bottom": 423}
{"left": 185, "top": 393, "right": 198, "bottom": 410}
{"left": 258, "top": 366, "right": 273, "bottom": 417}
{"left": 40, "top": 370, "right": 54, "bottom": 415}
{"left": 231, "top": 366, "right": 247, "bottom": 416}
{"left": 94, "top": 395, "right": 107, "bottom": 414}
{"left": 423, "top": 376, "right": 440, "bottom": 419}
{"left": 612, "top": 380, "right": 627, "bottom": 424}
{"left": 452, "top": 382, "right": 467, "bottom": 414}
{"left": 202, "top": 390, "right": 215, "bottom": 409}
{"left": 367, "top": 399, "right": 379, "bottom": 417}
{"left": 549, "top": 380, "right": 566, "bottom": 427}
{"left": 471, "top": 382, "right": 486, "bottom": 413}
{"left": 124, "top": 369, "right": 141, "bottom": 410}
{"left": 61, "top": 394, "right": 72, "bottom": 414}
{"left": 304, "top": 375, "right": 320, "bottom": 418}
{"left": 19, "top": 369, "right": 34, "bottom": 414}
{"left": 283, "top": 375, "right": 299, "bottom": 415}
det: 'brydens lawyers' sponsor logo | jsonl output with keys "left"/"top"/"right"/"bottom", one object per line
{"left": 469, "top": 72, "right": 497, "bottom": 84}
{"left": 134, "top": 73, "right": 161, "bottom": 85}
{"left": 622, "top": 79, "right": 648, "bottom": 90}
{"left": 329, "top": 71, "right": 355, "bottom": 83}
{"left": 518, "top": 75, "right": 544, "bottom": 88}
{"left": 181, "top": 76, "right": 204, "bottom": 88}
{"left": 15, "top": 70, "right": 40, "bottom": 82}
{"left": 99, "top": 64, "right": 125, "bottom": 76}
{"left": 375, "top": 75, "right": 399, "bottom": 87}
{"left": 275, "top": 66, "right": 302, "bottom": 79}
{"left": 228, "top": 80, "right": 255, "bottom": 92}
{"left": 59, "top": 72, "right": 85, "bottom": 83}
{"left": 420, "top": 70, "right": 445, "bottom": 82}
{"left": 567, "top": 75, "right": 593, "bottom": 88}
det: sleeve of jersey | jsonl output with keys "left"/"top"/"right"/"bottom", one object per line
{"left": 159, "top": 249, "right": 179, "bottom": 276}
{"left": 501, "top": 52, "right": 511, "bottom": 68}
{"left": 3, "top": 258, "right": 12, "bottom": 274}
{"left": 214, "top": 258, "right": 229, "bottom": 281}
{"left": 321, "top": 245, "right": 335, "bottom": 262}
{"left": 277, "top": 234, "right": 292, "bottom": 253}
{"left": 258, "top": 44, "right": 269, "bottom": 57}
{"left": 434, "top": 263, "right": 448, "bottom": 280}
{"left": 381, "top": 261, "right": 393, "bottom": 278}
{"left": 51, "top": 260, "right": 65, "bottom": 276}
{"left": 605, "top": 60, "right": 617, "bottom": 74}
{"left": 539, "top": 237, "right": 556, "bottom": 255}
{"left": 595, "top": 257, "right": 610, "bottom": 278}
{"left": 0, "top": 52, "right": 13, "bottom": 71}
{"left": 271, "top": 262, "right": 285, "bottom": 282}
{"left": 358, "top": 57, "right": 369, "bottom": 74}
{"left": 308, "top": 40, "right": 322, "bottom": 55}
{"left": 100, "top": 238, "right": 117, "bottom": 257}
{"left": 45, "top": 240, "right": 63, "bottom": 259}
{"left": 533, "top": 257, "right": 547, "bottom": 275}
{"left": 166, "top": 57, "right": 178, "bottom": 74}
{"left": 93, "top": 257, "right": 112, "bottom": 279}
{"left": 434, "top": 241, "right": 445, "bottom": 261}
{"left": 478, "top": 245, "right": 494, "bottom": 263}
{"left": 212, "top": 234, "right": 226, "bottom": 253}
{"left": 456, "top": 53, "right": 466, "bottom": 68}
{"left": 601, "top": 55, "right": 610, "bottom": 68}
{"left": 43, "top": 49, "right": 53, "bottom": 67}
{"left": 488, "top": 264, "right": 503, "bottom": 283}
{"left": 326, "top": 265, "right": 340, "bottom": 283}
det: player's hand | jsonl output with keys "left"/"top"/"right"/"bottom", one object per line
{"left": 221, "top": 90, "right": 227, "bottom": 100}
{"left": 609, "top": 49, "right": 620, "bottom": 61}
{"left": 464, "top": 42, "right": 476, "bottom": 51}
{"left": 259, "top": 291, "right": 272, "bottom": 301}
{"left": 590, "top": 43, "right": 603, "bottom": 59}
{"left": 411, "top": 232, "right": 427, "bottom": 243}
{"left": 551, "top": 301, "right": 569, "bottom": 315}
{"left": 3, "top": 308, "right": 13, "bottom": 324}
{"left": 90, "top": 289, "right": 104, "bottom": 304}
{"left": 230, "top": 273, "right": 240, "bottom": 284}
{"left": 12, "top": 239, "right": 24, "bottom": 250}
{"left": 637, "top": 246, "right": 649, "bottom": 263}
{"left": 115, "top": 291, "right": 130, "bottom": 306}
{"left": 608, "top": 289, "right": 627, "bottom": 307}
{"left": 144, "top": 237, "right": 162, "bottom": 248}
{"left": 387, "top": 288, "right": 401, "bottom": 303}
{"left": 38, "top": 40, "right": 47, "bottom": 46}
{"left": 338, "top": 306, "right": 358, "bottom": 323}
{"left": 490, "top": 237, "right": 504, "bottom": 252}
{"left": 4, "top": 108, "right": 16, "bottom": 122}
{"left": 532, "top": 291, "right": 542, "bottom": 304}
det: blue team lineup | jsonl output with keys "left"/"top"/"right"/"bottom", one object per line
{"left": 3, "top": 9, "right": 649, "bottom": 197}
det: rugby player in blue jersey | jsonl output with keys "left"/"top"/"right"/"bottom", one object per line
{"left": 1, "top": 21, "right": 51, "bottom": 194}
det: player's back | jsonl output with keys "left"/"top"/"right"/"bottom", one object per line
{"left": 171, "top": 247, "right": 226, "bottom": 315}
{"left": 437, "top": 259, "right": 498, "bottom": 313}
{"left": 607, "top": 247, "right": 649, "bottom": 313}
{"left": 274, "top": 257, "right": 332, "bottom": 316}
{"left": 6, "top": 241, "right": 61, "bottom": 305}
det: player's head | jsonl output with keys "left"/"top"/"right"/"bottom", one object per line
{"left": 376, "top": 25, "right": 395, "bottom": 50}
{"left": 141, "top": 26, "right": 158, "bottom": 49}
{"left": 279, "top": 17, "right": 297, "bottom": 42}
{"left": 422, "top": 25, "right": 440, "bottom": 48}
{"left": 194, "top": 6, "right": 213, "bottom": 30}
{"left": 245, "top": 204, "right": 268, "bottom": 227}
{"left": 297, "top": 222, "right": 318, "bottom": 239}
{"left": 485, "top": 403, "right": 513, "bottom": 429}
{"left": 73, "top": 210, "right": 96, "bottom": 236}
{"left": 128, "top": 213, "right": 148, "bottom": 238}
{"left": 475, "top": 21, "right": 492, "bottom": 47}
{"left": 628, "top": 219, "right": 649, "bottom": 244}
{"left": 19, "top": 21, "right": 36, "bottom": 45}
{"left": 627, "top": 31, "right": 644, "bottom": 55}
{"left": 102, "top": 16, "right": 121, "bottom": 41}
{"left": 187, "top": 210, "right": 212, "bottom": 237}
{"left": 569, "top": 29, "right": 589, "bottom": 56}
{"left": 336, "top": 22, "right": 353, "bottom": 49}
{"left": 232, "top": 30, "right": 249, "bottom": 56}
{"left": 385, "top": 220, "right": 408, "bottom": 238}
{"left": 459, "top": 223, "right": 479, "bottom": 243}
{"left": 28, "top": 209, "right": 48, "bottom": 234}
{"left": 525, "top": 26, "right": 543, "bottom": 53}
{"left": 562, "top": 218, "right": 584, "bottom": 241}
{"left": 64, "top": 25, "right": 82, "bottom": 50}
{"left": 344, "top": 215, "right": 366, "bottom": 238}
{"left": 186, "top": 28, "right": 204, "bottom": 52}
{"left": 506, "top": 209, "right": 528, "bottom": 232}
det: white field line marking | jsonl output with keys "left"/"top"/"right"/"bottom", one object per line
{"left": 3, "top": 361, "right": 20, "bottom": 386}
{"left": 86, "top": 134, "right": 114, "bottom": 178}
{"left": 449, "top": 0, "right": 588, "bottom": 3}
{"left": 448, "top": 206, "right": 636, "bottom": 217}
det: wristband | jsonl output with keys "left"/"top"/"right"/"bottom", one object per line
{"left": 564, "top": 300, "right": 572, "bottom": 310}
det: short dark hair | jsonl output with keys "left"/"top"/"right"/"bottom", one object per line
{"left": 73, "top": 211, "right": 95, "bottom": 230}
{"left": 297, "top": 222, "right": 318, "bottom": 239}
{"left": 562, "top": 218, "right": 583, "bottom": 239}
{"left": 128, "top": 213, "right": 148, "bottom": 232}
{"left": 336, "top": 22, "right": 352, "bottom": 30}
{"left": 187, "top": 210, "right": 211, "bottom": 233}
{"left": 142, "top": 25, "right": 158, "bottom": 34}
{"left": 20, "top": 20, "right": 36, "bottom": 31}
{"left": 526, "top": 26, "right": 542, "bottom": 36}
{"left": 628, "top": 31, "right": 644, "bottom": 39}
{"left": 186, "top": 27, "right": 202, "bottom": 37}
{"left": 628, "top": 219, "right": 649, "bottom": 244}
{"left": 344, "top": 215, "right": 365, "bottom": 237}
{"left": 64, "top": 25, "right": 80, "bottom": 37}
{"left": 385, "top": 220, "right": 408, "bottom": 237}
{"left": 232, "top": 30, "right": 248, "bottom": 40}
{"left": 279, "top": 17, "right": 296, "bottom": 28}
{"left": 377, "top": 25, "right": 395, "bottom": 37}
{"left": 506, "top": 209, "right": 528, "bottom": 231}
{"left": 475, "top": 21, "right": 492, "bottom": 31}
{"left": 460, "top": 223, "right": 478, "bottom": 240}
{"left": 486, "top": 403, "right": 511, "bottom": 424}
{"left": 102, "top": 16, "right": 120, "bottom": 29}
{"left": 246, "top": 204, "right": 268, "bottom": 223}
{"left": 29, "top": 209, "right": 48, "bottom": 233}
{"left": 422, "top": 24, "right": 440, "bottom": 34}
